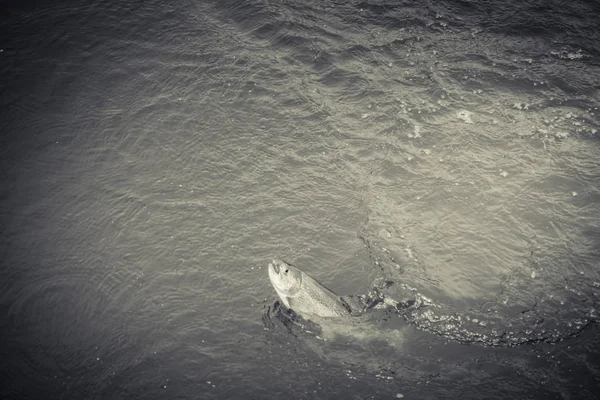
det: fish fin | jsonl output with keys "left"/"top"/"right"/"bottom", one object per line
{"left": 285, "top": 296, "right": 293, "bottom": 309}
{"left": 339, "top": 297, "right": 353, "bottom": 314}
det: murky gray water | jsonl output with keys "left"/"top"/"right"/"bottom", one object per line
{"left": 1, "top": 0, "right": 599, "bottom": 398}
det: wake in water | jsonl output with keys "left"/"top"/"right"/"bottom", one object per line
{"left": 361, "top": 235, "right": 599, "bottom": 347}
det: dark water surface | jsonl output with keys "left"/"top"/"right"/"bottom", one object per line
{"left": 1, "top": 0, "right": 600, "bottom": 398}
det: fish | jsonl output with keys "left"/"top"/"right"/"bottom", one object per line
{"left": 268, "top": 259, "right": 352, "bottom": 318}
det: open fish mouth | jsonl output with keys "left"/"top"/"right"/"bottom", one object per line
{"left": 270, "top": 261, "right": 280, "bottom": 274}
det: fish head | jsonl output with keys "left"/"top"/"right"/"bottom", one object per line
{"left": 268, "top": 259, "right": 303, "bottom": 306}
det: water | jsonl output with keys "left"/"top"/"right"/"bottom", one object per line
{"left": 1, "top": 0, "right": 599, "bottom": 398}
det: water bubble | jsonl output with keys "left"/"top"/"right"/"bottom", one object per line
{"left": 457, "top": 110, "right": 473, "bottom": 124}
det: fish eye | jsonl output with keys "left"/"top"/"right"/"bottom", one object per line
{"left": 285, "top": 269, "right": 288, "bottom": 273}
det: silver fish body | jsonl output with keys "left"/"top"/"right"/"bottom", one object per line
{"left": 268, "top": 259, "right": 351, "bottom": 318}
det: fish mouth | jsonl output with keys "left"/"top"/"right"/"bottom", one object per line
{"left": 270, "top": 261, "right": 280, "bottom": 274}
{"left": 268, "top": 260, "right": 281, "bottom": 287}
